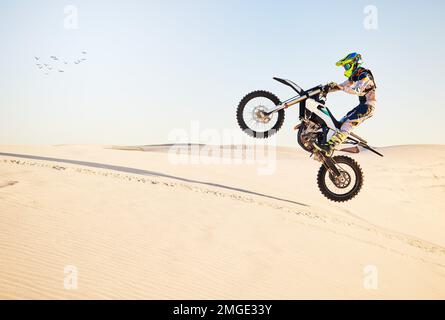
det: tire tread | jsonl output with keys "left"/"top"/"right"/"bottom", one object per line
{"left": 317, "top": 155, "right": 364, "bottom": 202}
{"left": 236, "top": 90, "right": 284, "bottom": 138}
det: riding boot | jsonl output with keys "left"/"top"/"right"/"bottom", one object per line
{"left": 314, "top": 131, "right": 349, "bottom": 157}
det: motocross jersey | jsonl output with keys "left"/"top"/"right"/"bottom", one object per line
{"left": 338, "top": 68, "right": 376, "bottom": 107}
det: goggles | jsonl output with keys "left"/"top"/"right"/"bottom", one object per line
{"left": 343, "top": 63, "right": 352, "bottom": 71}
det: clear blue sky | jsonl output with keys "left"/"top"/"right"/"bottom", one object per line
{"left": 1, "top": 0, "right": 444, "bottom": 146}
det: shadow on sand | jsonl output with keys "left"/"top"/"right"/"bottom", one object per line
{"left": 0, "top": 152, "right": 309, "bottom": 207}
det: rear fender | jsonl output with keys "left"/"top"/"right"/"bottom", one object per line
{"left": 273, "top": 77, "right": 304, "bottom": 95}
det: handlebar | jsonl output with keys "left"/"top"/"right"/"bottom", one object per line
{"left": 306, "top": 85, "right": 324, "bottom": 93}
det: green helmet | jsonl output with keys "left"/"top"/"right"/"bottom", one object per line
{"left": 336, "top": 52, "right": 362, "bottom": 78}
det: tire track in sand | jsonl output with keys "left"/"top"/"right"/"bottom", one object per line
{"left": 1, "top": 155, "right": 445, "bottom": 269}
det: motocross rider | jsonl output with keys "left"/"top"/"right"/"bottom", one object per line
{"left": 314, "top": 52, "right": 376, "bottom": 156}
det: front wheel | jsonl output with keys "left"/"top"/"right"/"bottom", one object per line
{"left": 317, "top": 155, "right": 364, "bottom": 202}
{"left": 236, "top": 90, "right": 285, "bottom": 138}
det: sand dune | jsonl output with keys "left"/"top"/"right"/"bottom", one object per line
{"left": 0, "top": 144, "right": 444, "bottom": 299}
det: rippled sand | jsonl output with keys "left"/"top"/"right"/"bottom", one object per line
{"left": 0, "top": 144, "right": 444, "bottom": 299}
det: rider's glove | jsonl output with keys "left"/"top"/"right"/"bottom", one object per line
{"left": 321, "top": 84, "right": 330, "bottom": 95}
{"left": 322, "top": 82, "right": 339, "bottom": 94}
{"left": 327, "top": 82, "right": 339, "bottom": 90}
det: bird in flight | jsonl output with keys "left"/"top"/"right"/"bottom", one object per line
{"left": 34, "top": 50, "right": 88, "bottom": 75}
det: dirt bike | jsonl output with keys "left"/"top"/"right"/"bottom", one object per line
{"left": 236, "top": 77, "right": 383, "bottom": 202}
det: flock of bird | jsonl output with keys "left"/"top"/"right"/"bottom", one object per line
{"left": 34, "top": 51, "right": 88, "bottom": 75}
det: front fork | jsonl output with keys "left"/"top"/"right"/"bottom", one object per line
{"left": 323, "top": 156, "right": 341, "bottom": 177}
{"left": 297, "top": 119, "right": 341, "bottom": 178}
{"left": 313, "top": 152, "right": 341, "bottom": 177}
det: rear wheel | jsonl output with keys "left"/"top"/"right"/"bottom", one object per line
{"left": 236, "top": 90, "right": 284, "bottom": 138}
{"left": 317, "top": 155, "right": 363, "bottom": 202}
